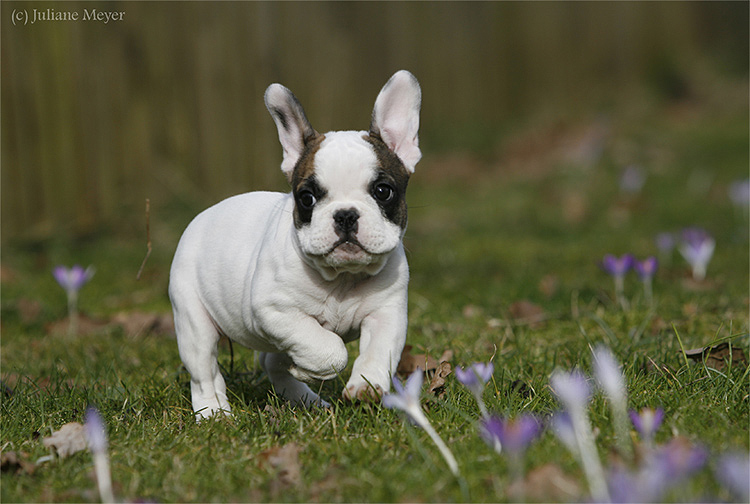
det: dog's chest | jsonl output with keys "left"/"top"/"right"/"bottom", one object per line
{"left": 310, "top": 278, "right": 369, "bottom": 340}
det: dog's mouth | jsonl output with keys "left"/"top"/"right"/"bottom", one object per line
{"left": 333, "top": 238, "right": 363, "bottom": 252}
{"left": 303, "top": 237, "right": 392, "bottom": 280}
{"left": 324, "top": 238, "right": 374, "bottom": 265}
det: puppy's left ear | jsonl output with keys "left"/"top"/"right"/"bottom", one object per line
{"left": 370, "top": 70, "right": 422, "bottom": 173}
{"left": 265, "top": 83, "right": 318, "bottom": 182}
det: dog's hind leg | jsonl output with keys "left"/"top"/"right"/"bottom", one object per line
{"left": 172, "top": 294, "right": 231, "bottom": 420}
{"left": 260, "top": 352, "right": 330, "bottom": 408}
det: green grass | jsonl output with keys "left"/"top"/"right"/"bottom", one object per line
{"left": 2, "top": 97, "right": 748, "bottom": 502}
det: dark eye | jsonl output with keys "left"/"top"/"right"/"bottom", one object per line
{"left": 297, "top": 190, "right": 317, "bottom": 209}
{"left": 373, "top": 183, "right": 395, "bottom": 203}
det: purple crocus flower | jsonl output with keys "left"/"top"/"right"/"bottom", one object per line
{"left": 678, "top": 228, "right": 715, "bottom": 281}
{"left": 455, "top": 362, "right": 493, "bottom": 416}
{"left": 53, "top": 265, "right": 94, "bottom": 294}
{"left": 593, "top": 346, "right": 631, "bottom": 456}
{"left": 650, "top": 437, "right": 707, "bottom": 482}
{"left": 551, "top": 369, "right": 609, "bottom": 502}
{"left": 84, "top": 407, "right": 114, "bottom": 504}
{"left": 608, "top": 438, "right": 707, "bottom": 503}
{"left": 550, "top": 370, "right": 591, "bottom": 411}
{"left": 52, "top": 265, "right": 94, "bottom": 334}
{"left": 619, "top": 164, "right": 646, "bottom": 194}
{"left": 633, "top": 256, "right": 658, "bottom": 305}
{"left": 715, "top": 452, "right": 750, "bottom": 502}
{"left": 655, "top": 232, "right": 676, "bottom": 255}
{"left": 480, "top": 414, "right": 542, "bottom": 456}
{"left": 600, "top": 254, "right": 634, "bottom": 277}
{"left": 633, "top": 257, "right": 658, "bottom": 280}
{"left": 383, "top": 371, "right": 424, "bottom": 419}
{"left": 383, "top": 371, "right": 460, "bottom": 476}
{"left": 629, "top": 407, "right": 664, "bottom": 443}
{"left": 455, "top": 362, "right": 493, "bottom": 388}
{"left": 84, "top": 407, "right": 108, "bottom": 454}
{"left": 601, "top": 254, "right": 634, "bottom": 308}
{"left": 728, "top": 179, "right": 750, "bottom": 208}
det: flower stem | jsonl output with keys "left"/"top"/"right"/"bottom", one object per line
{"left": 67, "top": 290, "right": 79, "bottom": 336}
{"left": 643, "top": 277, "right": 653, "bottom": 307}
{"left": 412, "top": 410, "right": 460, "bottom": 477}
{"left": 614, "top": 275, "right": 627, "bottom": 310}
{"left": 92, "top": 451, "right": 115, "bottom": 504}
{"left": 612, "top": 398, "right": 632, "bottom": 459}
{"left": 570, "top": 408, "right": 609, "bottom": 502}
{"left": 509, "top": 454, "right": 526, "bottom": 502}
{"left": 473, "top": 391, "right": 489, "bottom": 419}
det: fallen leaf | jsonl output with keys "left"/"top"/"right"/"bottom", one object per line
{"left": 396, "top": 345, "right": 452, "bottom": 377}
{"left": 428, "top": 361, "right": 452, "bottom": 398}
{"left": 45, "top": 315, "right": 108, "bottom": 336}
{"left": 508, "top": 300, "right": 547, "bottom": 328}
{"left": 508, "top": 463, "right": 581, "bottom": 501}
{"left": 0, "top": 264, "right": 19, "bottom": 284}
{"left": 17, "top": 298, "right": 42, "bottom": 324}
{"left": 259, "top": 443, "right": 302, "bottom": 489}
{"left": 1, "top": 451, "right": 36, "bottom": 475}
{"left": 649, "top": 316, "right": 669, "bottom": 335}
{"left": 684, "top": 342, "right": 748, "bottom": 371}
{"left": 538, "top": 275, "right": 560, "bottom": 298}
{"left": 112, "top": 311, "right": 174, "bottom": 338}
{"left": 308, "top": 464, "right": 358, "bottom": 501}
{"left": 42, "top": 422, "right": 88, "bottom": 458}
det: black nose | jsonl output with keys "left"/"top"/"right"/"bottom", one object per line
{"left": 333, "top": 209, "right": 359, "bottom": 236}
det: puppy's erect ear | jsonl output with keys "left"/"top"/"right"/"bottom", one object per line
{"left": 265, "top": 84, "right": 318, "bottom": 182}
{"left": 370, "top": 70, "right": 422, "bottom": 173}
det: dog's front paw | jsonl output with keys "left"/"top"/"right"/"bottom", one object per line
{"left": 289, "top": 364, "right": 339, "bottom": 383}
{"left": 342, "top": 382, "right": 384, "bottom": 403}
{"left": 287, "top": 343, "right": 349, "bottom": 383}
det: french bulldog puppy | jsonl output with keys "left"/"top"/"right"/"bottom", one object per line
{"left": 169, "top": 70, "right": 421, "bottom": 419}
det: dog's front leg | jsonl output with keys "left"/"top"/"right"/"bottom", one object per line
{"left": 343, "top": 304, "right": 408, "bottom": 401}
{"left": 259, "top": 309, "right": 350, "bottom": 384}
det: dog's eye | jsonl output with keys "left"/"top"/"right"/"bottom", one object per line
{"left": 297, "top": 190, "right": 317, "bottom": 209}
{"left": 373, "top": 183, "right": 395, "bottom": 203}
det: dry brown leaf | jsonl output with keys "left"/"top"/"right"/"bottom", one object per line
{"left": 112, "top": 311, "right": 175, "bottom": 338}
{"left": 396, "top": 345, "right": 454, "bottom": 377}
{"left": 17, "top": 298, "right": 42, "bottom": 324}
{"left": 508, "top": 300, "right": 547, "bottom": 329}
{"left": 0, "top": 264, "right": 19, "bottom": 284}
{"left": 259, "top": 443, "right": 302, "bottom": 489}
{"left": 45, "top": 315, "right": 108, "bottom": 336}
{"left": 43, "top": 422, "right": 88, "bottom": 458}
{"left": 684, "top": 342, "right": 748, "bottom": 371}
{"left": 428, "top": 361, "right": 452, "bottom": 398}
{"left": 538, "top": 275, "right": 560, "bottom": 298}
{"left": 508, "top": 463, "right": 581, "bottom": 501}
{"left": 1, "top": 451, "right": 37, "bottom": 475}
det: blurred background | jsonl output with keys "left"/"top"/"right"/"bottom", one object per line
{"left": 2, "top": 1, "right": 747, "bottom": 243}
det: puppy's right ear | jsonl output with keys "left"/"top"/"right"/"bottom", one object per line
{"left": 265, "top": 84, "right": 318, "bottom": 182}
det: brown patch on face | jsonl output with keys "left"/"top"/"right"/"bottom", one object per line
{"left": 291, "top": 134, "right": 326, "bottom": 228}
{"left": 289, "top": 133, "right": 325, "bottom": 186}
{"left": 363, "top": 133, "right": 411, "bottom": 229}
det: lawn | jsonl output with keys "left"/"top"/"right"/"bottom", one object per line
{"left": 1, "top": 94, "right": 748, "bottom": 502}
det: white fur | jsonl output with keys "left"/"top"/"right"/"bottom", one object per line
{"left": 169, "top": 71, "right": 420, "bottom": 419}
